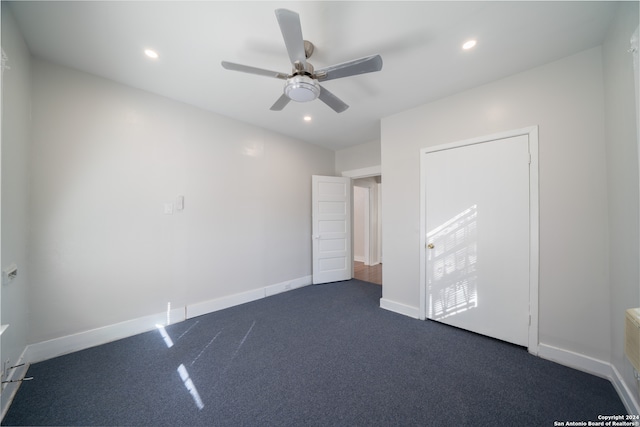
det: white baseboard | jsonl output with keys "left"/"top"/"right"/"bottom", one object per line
{"left": 610, "top": 363, "right": 640, "bottom": 415}
{"left": 354, "top": 256, "right": 365, "bottom": 263}
{"left": 187, "top": 276, "right": 311, "bottom": 318}
{"left": 538, "top": 343, "right": 640, "bottom": 415}
{"left": 1, "top": 347, "right": 29, "bottom": 420}
{"left": 379, "top": 298, "right": 420, "bottom": 319}
{"left": 538, "top": 343, "right": 611, "bottom": 378}
{"left": 23, "top": 276, "right": 312, "bottom": 365}
{"left": 26, "top": 307, "right": 187, "bottom": 364}
{"left": 186, "top": 288, "right": 264, "bottom": 319}
{"left": 264, "top": 275, "right": 311, "bottom": 297}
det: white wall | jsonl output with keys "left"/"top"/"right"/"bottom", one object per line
{"left": 335, "top": 139, "right": 381, "bottom": 174}
{"left": 603, "top": 1, "right": 640, "bottom": 404}
{"left": 1, "top": 4, "right": 32, "bottom": 411}
{"left": 381, "top": 47, "right": 610, "bottom": 361}
{"left": 27, "top": 58, "right": 335, "bottom": 344}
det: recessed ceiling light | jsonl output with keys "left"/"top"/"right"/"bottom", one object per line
{"left": 144, "top": 49, "right": 159, "bottom": 59}
{"left": 462, "top": 40, "right": 477, "bottom": 50}
{"left": 303, "top": 115, "right": 312, "bottom": 122}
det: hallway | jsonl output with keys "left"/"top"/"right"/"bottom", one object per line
{"left": 354, "top": 261, "right": 382, "bottom": 285}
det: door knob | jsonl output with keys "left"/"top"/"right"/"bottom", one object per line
{"left": 427, "top": 243, "right": 435, "bottom": 249}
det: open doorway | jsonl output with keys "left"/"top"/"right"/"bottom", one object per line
{"left": 353, "top": 176, "right": 382, "bottom": 285}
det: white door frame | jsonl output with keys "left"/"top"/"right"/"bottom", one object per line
{"left": 363, "top": 187, "right": 371, "bottom": 265}
{"left": 353, "top": 185, "right": 372, "bottom": 265}
{"left": 342, "top": 166, "right": 382, "bottom": 274}
{"left": 419, "top": 126, "right": 539, "bottom": 355}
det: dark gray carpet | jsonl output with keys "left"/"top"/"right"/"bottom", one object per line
{"left": 2, "top": 280, "right": 627, "bottom": 426}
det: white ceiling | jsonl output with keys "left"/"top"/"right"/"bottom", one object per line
{"left": 7, "top": 1, "right": 618, "bottom": 151}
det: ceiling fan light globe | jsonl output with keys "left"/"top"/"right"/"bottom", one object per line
{"left": 285, "top": 75, "right": 320, "bottom": 102}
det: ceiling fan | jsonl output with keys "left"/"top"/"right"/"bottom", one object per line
{"left": 221, "top": 9, "right": 383, "bottom": 113}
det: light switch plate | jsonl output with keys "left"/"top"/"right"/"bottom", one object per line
{"left": 2, "top": 264, "right": 17, "bottom": 285}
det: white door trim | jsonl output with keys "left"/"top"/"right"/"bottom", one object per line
{"left": 363, "top": 187, "right": 371, "bottom": 265}
{"left": 341, "top": 165, "right": 381, "bottom": 179}
{"left": 342, "top": 166, "right": 383, "bottom": 273}
{"left": 419, "top": 126, "right": 539, "bottom": 355}
{"left": 353, "top": 185, "right": 369, "bottom": 264}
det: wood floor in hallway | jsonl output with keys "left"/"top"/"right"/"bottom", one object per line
{"left": 354, "top": 261, "right": 382, "bottom": 285}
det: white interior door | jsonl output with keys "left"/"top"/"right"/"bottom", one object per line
{"left": 424, "top": 135, "right": 530, "bottom": 347}
{"left": 312, "top": 175, "right": 352, "bottom": 284}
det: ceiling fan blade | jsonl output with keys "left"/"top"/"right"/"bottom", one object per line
{"left": 221, "top": 61, "right": 289, "bottom": 79}
{"left": 270, "top": 94, "right": 291, "bottom": 111}
{"left": 315, "top": 54, "right": 383, "bottom": 82}
{"left": 318, "top": 85, "right": 349, "bottom": 113}
{"left": 275, "top": 9, "right": 307, "bottom": 66}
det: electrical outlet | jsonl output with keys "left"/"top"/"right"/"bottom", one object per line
{"left": 2, "top": 264, "right": 17, "bottom": 285}
{"left": 1, "top": 359, "right": 9, "bottom": 383}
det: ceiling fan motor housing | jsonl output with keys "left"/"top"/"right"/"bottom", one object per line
{"left": 285, "top": 74, "right": 320, "bottom": 102}
{"left": 221, "top": 9, "right": 382, "bottom": 112}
